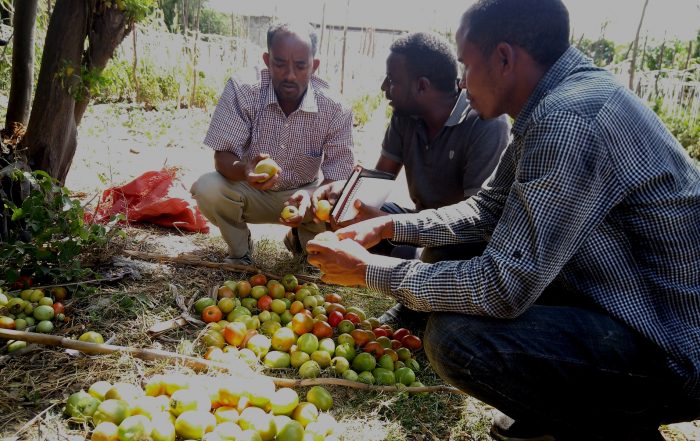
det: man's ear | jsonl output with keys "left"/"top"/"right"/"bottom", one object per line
{"left": 495, "top": 42, "right": 516, "bottom": 75}
{"left": 263, "top": 52, "right": 270, "bottom": 68}
{"left": 416, "top": 76, "right": 431, "bottom": 94}
{"left": 312, "top": 58, "right": 320, "bottom": 74}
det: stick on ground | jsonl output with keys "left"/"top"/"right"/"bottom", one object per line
{"left": 0, "top": 328, "right": 465, "bottom": 395}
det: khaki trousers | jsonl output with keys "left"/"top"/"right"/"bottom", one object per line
{"left": 190, "top": 172, "right": 325, "bottom": 258}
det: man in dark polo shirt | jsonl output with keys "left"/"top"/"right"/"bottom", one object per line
{"left": 314, "top": 32, "right": 509, "bottom": 324}
{"left": 322, "top": 32, "right": 508, "bottom": 262}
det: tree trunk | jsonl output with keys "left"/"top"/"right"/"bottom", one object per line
{"left": 22, "top": 0, "right": 87, "bottom": 183}
{"left": 22, "top": 0, "right": 133, "bottom": 183}
{"left": 189, "top": 0, "right": 201, "bottom": 108}
{"left": 76, "top": 2, "right": 131, "bottom": 124}
{"left": 628, "top": 0, "right": 650, "bottom": 90}
{"left": 4, "top": 0, "right": 38, "bottom": 133}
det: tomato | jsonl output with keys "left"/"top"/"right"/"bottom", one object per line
{"left": 325, "top": 303, "right": 347, "bottom": 315}
{"left": 52, "top": 302, "right": 65, "bottom": 315}
{"left": 324, "top": 293, "right": 342, "bottom": 304}
{"left": 401, "top": 334, "right": 423, "bottom": 351}
{"left": 344, "top": 312, "right": 361, "bottom": 325}
{"left": 327, "top": 310, "right": 344, "bottom": 328}
{"left": 51, "top": 286, "right": 68, "bottom": 301}
{"left": 393, "top": 328, "right": 411, "bottom": 342}
{"left": 217, "top": 285, "right": 235, "bottom": 299}
{"left": 363, "top": 341, "right": 385, "bottom": 358}
{"left": 201, "top": 305, "right": 223, "bottom": 323}
{"left": 312, "top": 320, "right": 333, "bottom": 339}
{"left": 249, "top": 274, "right": 267, "bottom": 287}
{"left": 257, "top": 295, "right": 273, "bottom": 311}
{"left": 12, "top": 275, "right": 32, "bottom": 289}
{"left": 372, "top": 327, "right": 388, "bottom": 338}
{"left": 174, "top": 410, "right": 216, "bottom": 439}
{"left": 223, "top": 321, "right": 247, "bottom": 347}
{"left": 271, "top": 327, "right": 296, "bottom": 352}
{"left": 291, "top": 312, "right": 314, "bottom": 335}
{"left": 350, "top": 329, "right": 372, "bottom": 347}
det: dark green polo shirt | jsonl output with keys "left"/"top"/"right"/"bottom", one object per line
{"left": 381, "top": 90, "right": 509, "bottom": 211}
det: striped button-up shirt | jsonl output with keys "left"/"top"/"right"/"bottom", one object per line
{"left": 367, "top": 47, "right": 700, "bottom": 398}
{"left": 204, "top": 69, "right": 354, "bottom": 190}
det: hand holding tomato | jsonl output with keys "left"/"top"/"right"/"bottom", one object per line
{"left": 306, "top": 238, "right": 377, "bottom": 286}
{"left": 280, "top": 189, "right": 310, "bottom": 227}
{"left": 334, "top": 206, "right": 395, "bottom": 248}
{"left": 246, "top": 153, "right": 280, "bottom": 191}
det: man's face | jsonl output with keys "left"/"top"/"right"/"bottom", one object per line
{"left": 264, "top": 32, "right": 318, "bottom": 107}
{"left": 456, "top": 23, "right": 503, "bottom": 119}
{"left": 380, "top": 53, "right": 420, "bottom": 117}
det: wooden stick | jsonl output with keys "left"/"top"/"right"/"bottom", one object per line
{"left": 122, "top": 249, "right": 319, "bottom": 283}
{"left": 0, "top": 329, "right": 464, "bottom": 395}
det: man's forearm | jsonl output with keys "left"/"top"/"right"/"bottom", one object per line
{"left": 214, "top": 151, "right": 247, "bottom": 181}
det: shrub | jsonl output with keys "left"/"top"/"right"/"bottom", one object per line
{"left": 0, "top": 169, "right": 123, "bottom": 288}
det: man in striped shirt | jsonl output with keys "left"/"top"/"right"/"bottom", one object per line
{"left": 191, "top": 21, "right": 354, "bottom": 265}
{"left": 307, "top": 0, "right": 700, "bottom": 439}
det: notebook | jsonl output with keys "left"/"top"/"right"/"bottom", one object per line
{"left": 330, "top": 166, "right": 396, "bottom": 224}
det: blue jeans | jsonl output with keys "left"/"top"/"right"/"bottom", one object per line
{"left": 423, "top": 306, "right": 700, "bottom": 440}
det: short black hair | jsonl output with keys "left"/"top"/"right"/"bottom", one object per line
{"left": 389, "top": 32, "right": 458, "bottom": 93}
{"left": 267, "top": 21, "right": 318, "bottom": 57}
{"left": 461, "top": 0, "right": 570, "bottom": 67}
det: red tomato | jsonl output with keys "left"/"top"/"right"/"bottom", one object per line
{"left": 328, "top": 310, "right": 344, "bottom": 328}
{"left": 393, "top": 328, "right": 411, "bottom": 342}
{"left": 249, "top": 274, "right": 267, "bottom": 287}
{"left": 401, "top": 334, "right": 423, "bottom": 351}
{"left": 202, "top": 305, "right": 223, "bottom": 323}
{"left": 52, "top": 302, "right": 65, "bottom": 315}
{"left": 324, "top": 293, "right": 343, "bottom": 304}
{"left": 372, "top": 328, "right": 388, "bottom": 338}
{"left": 257, "top": 295, "right": 273, "bottom": 311}
{"left": 363, "top": 341, "right": 385, "bottom": 358}
{"left": 344, "top": 312, "right": 361, "bottom": 325}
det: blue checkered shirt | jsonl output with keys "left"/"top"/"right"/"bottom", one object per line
{"left": 366, "top": 47, "right": 700, "bottom": 397}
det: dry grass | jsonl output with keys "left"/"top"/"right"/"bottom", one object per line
{"left": 0, "top": 225, "right": 493, "bottom": 441}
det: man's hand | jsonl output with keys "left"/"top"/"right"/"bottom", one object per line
{"left": 306, "top": 238, "right": 371, "bottom": 286}
{"left": 335, "top": 210, "right": 395, "bottom": 249}
{"left": 279, "top": 189, "right": 311, "bottom": 227}
{"left": 312, "top": 180, "right": 345, "bottom": 206}
{"left": 246, "top": 153, "right": 279, "bottom": 191}
{"left": 335, "top": 200, "right": 387, "bottom": 229}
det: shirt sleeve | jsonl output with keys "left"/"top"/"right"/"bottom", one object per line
{"left": 203, "top": 78, "right": 255, "bottom": 159}
{"left": 367, "top": 111, "right": 618, "bottom": 318}
{"left": 379, "top": 115, "right": 405, "bottom": 164}
{"left": 320, "top": 106, "right": 354, "bottom": 181}
{"left": 462, "top": 115, "right": 510, "bottom": 197}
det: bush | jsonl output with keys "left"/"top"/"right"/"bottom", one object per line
{"left": 0, "top": 169, "right": 123, "bottom": 288}
{"left": 351, "top": 93, "right": 383, "bottom": 128}
{"left": 657, "top": 109, "right": 700, "bottom": 162}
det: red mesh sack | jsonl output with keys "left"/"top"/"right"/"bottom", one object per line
{"left": 89, "top": 168, "right": 209, "bottom": 233}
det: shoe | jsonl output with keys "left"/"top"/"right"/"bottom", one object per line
{"left": 224, "top": 253, "right": 254, "bottom": 266}
{"left": 378, "top": 303, "right": 404, "bottom": 327}
{"left": 490, "top": 410, "right": 556, "bottom": 441}
{"left": 378, "top": 302, "right": 429, "bottom": 333}
{"left": 283, "top": 228, "right": 304, "bottom": 255}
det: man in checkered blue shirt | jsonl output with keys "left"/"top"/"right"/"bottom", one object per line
{"left": 191, "top": 21, "right": 354, "bottom": 265}
{"left": 307, "top": 0, "right": 700, "bottom": 439}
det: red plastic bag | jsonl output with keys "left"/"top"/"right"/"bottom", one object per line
{"left": 88, "top": 168, "right": 209, "bottom": 233}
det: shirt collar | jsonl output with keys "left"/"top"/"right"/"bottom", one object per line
{"left": 262, "top": 68, "right": 320, "bottom": 114}
{"left": 445, "top": 90, "right": 470, "bottom": 127}
{"left": 512, "top": 46, "right": 587, "bottom": 136}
